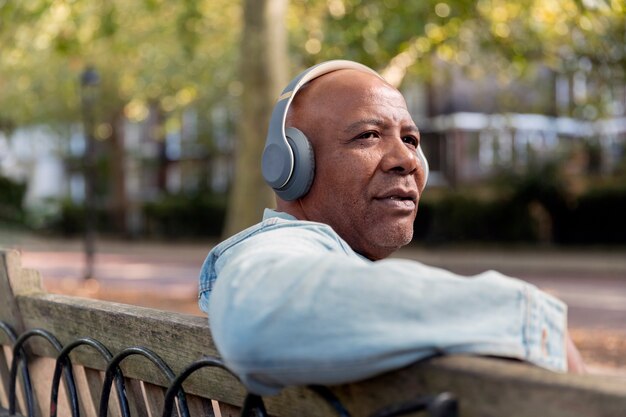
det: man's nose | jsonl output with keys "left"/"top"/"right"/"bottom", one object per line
{"left": 380, "top": 137, "right": 419, "bottom": 175}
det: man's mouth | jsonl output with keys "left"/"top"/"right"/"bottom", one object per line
{"left": 376, "top": 188, "right": 418, "bottom": 202}
{"left": 386, "top": 195, "right": 415, "bottom": 202}
{"left": 374, "top": 189, "right": 418, "bottom": 211}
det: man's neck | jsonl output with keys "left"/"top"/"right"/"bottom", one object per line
{"left": 275, "top": 199, "right": 308, "bottom": 221}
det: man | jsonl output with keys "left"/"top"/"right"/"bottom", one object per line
{"left": 199, "top": 60, "right": 584, "bottom": 396}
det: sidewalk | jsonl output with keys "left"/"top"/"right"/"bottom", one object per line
{"left": 5, "top": 227, "right": 626, "bottom": 277}
{"left": 1, "top": 229, "right": 213, "bottom": 315}
{"left": 395, "top": 245, "right": 626, "bottom": 278}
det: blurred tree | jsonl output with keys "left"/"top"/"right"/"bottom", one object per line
{"left": 1, "top": 0, "right": 624, "bottom": 236}
{"left": 223, "top": 0, "right": 288, "bottom": 237}
{"left": 0, "top": 0, "right": 239, "bottom": 233}
{"left": 289, "top": 0, "right": 625, "bottom": 118}
{"left": 0, "top": 1, "right": 239, "bottom": 125}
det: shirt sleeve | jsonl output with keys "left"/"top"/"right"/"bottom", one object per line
{"left": 206, "top": 228, "right": 567, "bottom": 395}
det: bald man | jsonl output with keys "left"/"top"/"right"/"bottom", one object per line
{"left": 199, "top": 61, "right": 584, "bottom": 395}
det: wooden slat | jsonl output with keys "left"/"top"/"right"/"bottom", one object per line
{"left": 0, "top": 250, "right": 44, "bottom": 417}
{"left": 211, "top": 400, "right": 222, "bottom": 417}
{"left": 318, "top": 356, "right": 626, "bottom": 417}
{"left": 105, "top": 370, "right": 123, "bottom": 417}
{"left": 72, "top": 365, "right": 99, "bottom": 417}
{"left": 141, "top": 381, "right": 165, "bottom": 417}
{"left": 215, "top": 402, "right": 241, "bottom": 417}
{"left": 125, "top": 378, "right": 149, "bottom": 417}
{"left": 2, "top": 346, "right": 29, "bottom": 417}
{"left": 186, "top": 395, "right": 216, "bottom": 417}
{"left": 13, "top": 373, "right": 28, "bottom": 417}
{"left": 28, "top": 357, "right": 55, "bottom": 417}
{"left": 0, "top": 346, "right": 10, "bottom": 409}
{"left": 0, "top": 250, "right": 44, "bottom": 339}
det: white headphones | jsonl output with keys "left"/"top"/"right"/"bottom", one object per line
{"left": 262, "top": 60, "right": 429, "bottom": 201}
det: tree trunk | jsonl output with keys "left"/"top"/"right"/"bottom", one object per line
{"left": 152, "top": 102, "right": 168, "bottom": 192}
{"left": 109, "top": 110, "right": 127, "bottom": 235}
{"left": 223, "top": 0, "right": 288, "bottom": 238}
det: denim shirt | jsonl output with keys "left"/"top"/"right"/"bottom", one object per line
{"left": 199, "top": 209, "right": 567, "bottom": 395}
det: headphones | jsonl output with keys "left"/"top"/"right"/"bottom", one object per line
{"left": 262, "top": 60, "right": 429, "bottom": 201}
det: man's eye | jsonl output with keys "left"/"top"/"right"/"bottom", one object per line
{"left": 356, "top": 131, "right": 379, "bottom": 140}
{"left": 402, "top": 136, "right": 418, "bottom": 147}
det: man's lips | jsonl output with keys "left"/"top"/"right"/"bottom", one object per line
{"left": 373, "top": 188, "right": 418, "bottom": 211}
{"left": 374, "top": 188, "right": 418, "bottom": 202}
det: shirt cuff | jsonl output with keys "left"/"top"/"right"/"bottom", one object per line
{"left": 523, "top": 284, "right": 568, "bottom": 372}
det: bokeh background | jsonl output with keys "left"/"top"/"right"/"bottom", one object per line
{"left": 2, "top": 0, "right": 626, "bottom": 243}
{"left": 1, "top": 0, "right": 625, "bottom": 374}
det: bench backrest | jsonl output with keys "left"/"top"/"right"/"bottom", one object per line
{"left": 1, "top": 248, "right": 626, "bottom": 417}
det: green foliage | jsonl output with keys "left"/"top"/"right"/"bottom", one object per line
{"left": 43, "top": 198, "right": 112, "bottom": 236}
{"left": 291, "top": 0, "right": 625, "bottom": 118}
{"left": 43, "top": 191, "right": 227, "bottom": 238}
{"left": 414, "top": 166, "right": 626, "bottom": 245}
{"left": 144, "top": 192, "right": 227, "bottom": 238}
{"left": 416, "top": 193, "right": 535, "bottom": 243}
{"left": 0, "top": 175, "right": 27, "bottom": 224}
{"left": 5, "top": 0, "right": 622, "bottom": 129}
{"left": 47, "top": 199, "right": 86, "bottom": 236}
{"left": 0, "top": 0, "right": 240, "bottom": 126}
{"left": 496, "top": 161, "right": 568, "bottom": 206}
{"left": 560, "top": 185, "right": 626, "bottom": 245}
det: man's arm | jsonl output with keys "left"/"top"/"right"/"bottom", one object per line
{"left": 204, "top": 230, "right": 569, "bottom": 395}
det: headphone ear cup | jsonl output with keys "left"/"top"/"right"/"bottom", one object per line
{"left": 274, "top": 127, "right": 315, "bottom": 201}
{"left": 417, "top": 145, "right": 429, "bottom": 190}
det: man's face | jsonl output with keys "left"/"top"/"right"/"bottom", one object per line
{"left": 289, "top": 70, "right": 426, "bottom": 260}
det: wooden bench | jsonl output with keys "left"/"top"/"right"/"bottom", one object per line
{"left": 1, "top": 248, "right": 625, "bottom": 417}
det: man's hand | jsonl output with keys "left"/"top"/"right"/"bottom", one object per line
{"left": 566, "top": 333, "right": 586, "bottom": 374}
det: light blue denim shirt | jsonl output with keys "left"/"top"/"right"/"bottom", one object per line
{"left": 199, "top": 209, "right": 567, "bottom": 395}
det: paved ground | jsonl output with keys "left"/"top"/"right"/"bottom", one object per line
{"left": 1, "top": 228, "right": 625, "bottom": 377}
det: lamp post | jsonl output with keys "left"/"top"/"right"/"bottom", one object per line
{"left": 80, "top": 67, "right": 100, "bottom": 280}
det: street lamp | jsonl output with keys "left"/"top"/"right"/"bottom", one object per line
{"left": 80, "top": 66, "right": 100, "bottom": 280}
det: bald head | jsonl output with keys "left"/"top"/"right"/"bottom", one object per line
{"left": 285, "top": 69, "right": 395, "bottom": 140}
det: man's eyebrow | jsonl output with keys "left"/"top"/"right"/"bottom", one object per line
{"left": 343, "top": 118, "right": 385, "bottom": 133}
{"left": 403, "top": 125, "right": 421, "bottom": 135}
{"left": 343, "top": 119, "right": 421, "bottom": 135}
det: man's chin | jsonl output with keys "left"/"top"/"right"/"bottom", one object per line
{"left": 366, "top": 230, "right": 414, "bottom": 260}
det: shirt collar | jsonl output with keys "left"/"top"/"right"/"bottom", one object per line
{"left": 263, "top": 208, "right": 298, "bottom": 221}
{"left": 262, "top": 208, "right": 372, "bottom": 262}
